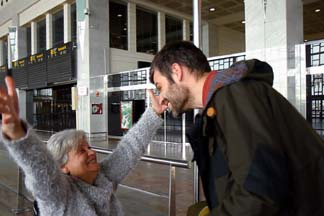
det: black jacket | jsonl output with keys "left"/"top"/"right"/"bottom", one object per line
{"left": 188, "top": 59, "right": 324, "bottom": 215}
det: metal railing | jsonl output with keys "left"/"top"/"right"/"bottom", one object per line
{"left": 92, "top": 146, "right": 191, "bottom": 216}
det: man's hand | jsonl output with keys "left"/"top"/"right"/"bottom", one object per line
{"left": 0, "top": 76, "right": 25, "bottom": 140}
{"left": 147, "top": 89, "right": 168, "bottom": 116}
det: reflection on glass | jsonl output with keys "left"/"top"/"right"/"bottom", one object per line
{"left": 37, "top": 19, "right": 46, "bottom": 52}
{"left": 71, "top": 3, "right": 77, "bottom": 43}
{"left": 53, "top": 10, "right": 64, "bottom": 47}
{"left": 27, "top": 26, "right": 31, "bottom": 56}
{"left": 166, "top": 15, "right": 182, "bottom": 44}
{"left": 136, "top": 7, "right": 157, "bottom": 54}
{"left": 110, "top": 1, "right": 128, "bottom": 50}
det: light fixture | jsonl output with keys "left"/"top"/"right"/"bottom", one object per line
{"left": 304, "top": 39, "right": 308, "bottom": 42}
{"left": 242, "top": 20, "right": 246, "bottom": 24}
{"left": 117, "top": 14, "right": 122, "bottom": 17}
{"left": 209, "top": 7, "right": 216, "bottom": 12}
{"left": 315, "top": 9, "right": 321, "bottom": 13}
{"left": 123, "top": 28, "right": 127, "bottom": 31}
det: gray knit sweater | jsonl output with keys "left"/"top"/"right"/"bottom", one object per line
{"left": 1, "top": 107, "right": 163, "bottom": 216}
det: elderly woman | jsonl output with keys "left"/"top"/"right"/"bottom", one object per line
{"left": 0, "top": 77, "right": 167, "bottom": 215}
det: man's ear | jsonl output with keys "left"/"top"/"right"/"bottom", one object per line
{"left": 171, "top": 63, "right": 183, "bottom": 82}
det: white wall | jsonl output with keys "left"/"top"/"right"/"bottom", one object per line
{"left": 216, "top": 26, "right": 245, "bottom": 56}
{"left": 110, "top": 48, "right": 153, "bottom": 73}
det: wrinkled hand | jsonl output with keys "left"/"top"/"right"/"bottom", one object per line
{"left": 0, "top": 76, "right": 25, "bottom": 140}
{"left": 147, "top": 89, "right": 168, "bottom": 116}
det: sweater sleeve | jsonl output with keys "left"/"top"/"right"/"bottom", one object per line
{"left": 1, "top": 123, "right": 69, "bottom": 212}
{"left": 100, "top": 107, "right": 163, "bottom": 183}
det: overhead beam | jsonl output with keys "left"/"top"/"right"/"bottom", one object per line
{"left": 208, "top": 11, "right": 244, "bottom": 26}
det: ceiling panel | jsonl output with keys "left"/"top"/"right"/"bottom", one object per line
{"left": 144, "top": 0, "right": 324, "bottom": 40}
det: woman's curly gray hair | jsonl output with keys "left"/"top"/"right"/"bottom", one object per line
{"left": 47, "top": 129, "right": 87, "bottom": 166}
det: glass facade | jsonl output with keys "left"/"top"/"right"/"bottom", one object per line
{"left": 53, "top": 10, "right": 64, "bottom": 47}
{"left": 32, "top": 85, "right": 76, "bottom": 131}
{"left": 310, "top": 42, "right": 324, "bottom": 67}
{"left": 37, "top": 19, "right": 46, "bottom": 52}
{"left": 110, "top": 1, "right": 128, "bottom": 50}
{"left": 165, "top": 15, "right": 182, "bottom": 44}
{"left": 26, "top": 26, "right": 31, "bottom": 56}
{"left": 71, "top": 3, "right": 77, "bottom": 43}
{"left": 3, "top": 37, "right": 8, "bottom": 64}
{"left": 136, "top": 7, "right": 157, "bottom": 54}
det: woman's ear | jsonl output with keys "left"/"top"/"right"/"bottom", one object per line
{"left": 61, "top": 165, "right": 70, "bottom": 174}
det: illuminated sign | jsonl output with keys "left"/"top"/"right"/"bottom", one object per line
{"left": 12, "top": 59, "right": 26, "bottom": 69}
{"left": 48, "top": 44, "right": 69, "bottom": 58}
{"left": 29, "top": 53, "right": 45, "bottom": 64}
{"left": 0, "top": 65, "right": 6, "bottom": 73}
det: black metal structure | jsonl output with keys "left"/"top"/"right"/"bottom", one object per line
{"left": 33, "top": 85, "right": 76, "bottom": 131}
{"left": 209, "top": 54, "right": 245, "bottom": 70}
{"left": 306, "top": 74, "right": 324, "bottom": 135}
{"left": 27, "top": 52, "right": 47, "bottom": 89}
{"left": 306, "top": 41, "right": 324, "bottom": 136}
{"left": 47, "top": 42, "right": 75, "bottom": 84}
{"left": 12, "top": 58, "right": 28, "bottom": 88}
{"left": 0, "top": 64, "right": 7, "bottom": 88}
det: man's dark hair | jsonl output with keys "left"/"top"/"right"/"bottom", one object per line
{"left": 150, "top": 41, "right": 211, "bottom": 83}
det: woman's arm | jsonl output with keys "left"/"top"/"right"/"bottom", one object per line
{"left": 0, "top": 77, "right": 69, "bottom": 209}
{"left": 100, "top": 90, "right": 165, "bottom": 183}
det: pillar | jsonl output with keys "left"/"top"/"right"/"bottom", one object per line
{"left": 76, "top": 0, "right": 109, "bottom": 138}
{"left": 245, "top": 0, "right": 305, "bottom": 115}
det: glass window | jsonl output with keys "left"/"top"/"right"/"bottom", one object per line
{"left": 37, "top": 19, "right": 46, "bottom": 52}
{"left": 26, "top": 26, "right": 31, "bottom": 56}
{"left": 312, "top": 44, "right": 320, "bottom": 53}
{"left": 136, "top": 7, "right": 157, "bottom": 54}
{"left": 71, "top": 3, "right": 77, "bottom": 43}
{"left": 1, "top": 37, "right": 8, "bottom": 64}
{"left": 110, "top": 1, "right": 128, "bottom": 50}
{"left": 165, "top": 15, "right": 182, "bottom": 44}
{"left": 53, "top": 10, "right": 64, "bottom": 47}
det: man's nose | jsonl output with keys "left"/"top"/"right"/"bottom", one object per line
{"left": 87, "top": 148, "right": 96, "bottom": 156}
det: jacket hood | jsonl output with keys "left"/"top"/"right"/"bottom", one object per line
{"left": 240, "top": 59, "right": 274, "bottom": 86}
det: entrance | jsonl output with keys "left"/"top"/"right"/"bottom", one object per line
{"left": 31, "top": 84, "right": 76, "bottom": 131}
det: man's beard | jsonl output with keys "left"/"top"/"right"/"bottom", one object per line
{"left": 166, "top": 84, "right": 191, "bottom": 118}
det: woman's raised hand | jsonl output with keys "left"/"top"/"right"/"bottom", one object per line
{"left": 147, "top": 89, "right": 168, "bottom": 116}
{"left": 0, "top": 76, "right": 25, "bottom": 140}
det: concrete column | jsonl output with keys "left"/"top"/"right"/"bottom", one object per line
{"left": 17, "top": 26, "right": 28, "bottom": 120}
{"left": 31, "top": 21, "right": 37, "bottom": 54}
{"left": 128, "top": 2, "right": 136, "bottom": 53}
{"left": 76, "top": 0, "right": 109, "bottom": 138}
{"left": 64, "top": 3, "right": 72, "bottom": 43}
{"left": 245, "top": 0, "right": 304, "bottom": 115}
{"left": 9, "top": 16, "right": 28, "bottom": 120}
{"left": 202, "top": 23, "right": 218, "bottom": 57}
{"left": 158, "top": 12, "right": 165, "bottom": 50}
{"left": 46, "top": 13, "right": 53, "bottom": 50}
{"left": 7, "top": 37, "right": 12, "bottom": 68}
{"left": 183, "top": 19, "right": 190, "bottom": 41}
{"left": 0, "top": 40, "right": 3, "bottom": 65}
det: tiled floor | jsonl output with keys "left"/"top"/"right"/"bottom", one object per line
{"left": 0, "top": 132, "right": 195, "bottom": 216}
